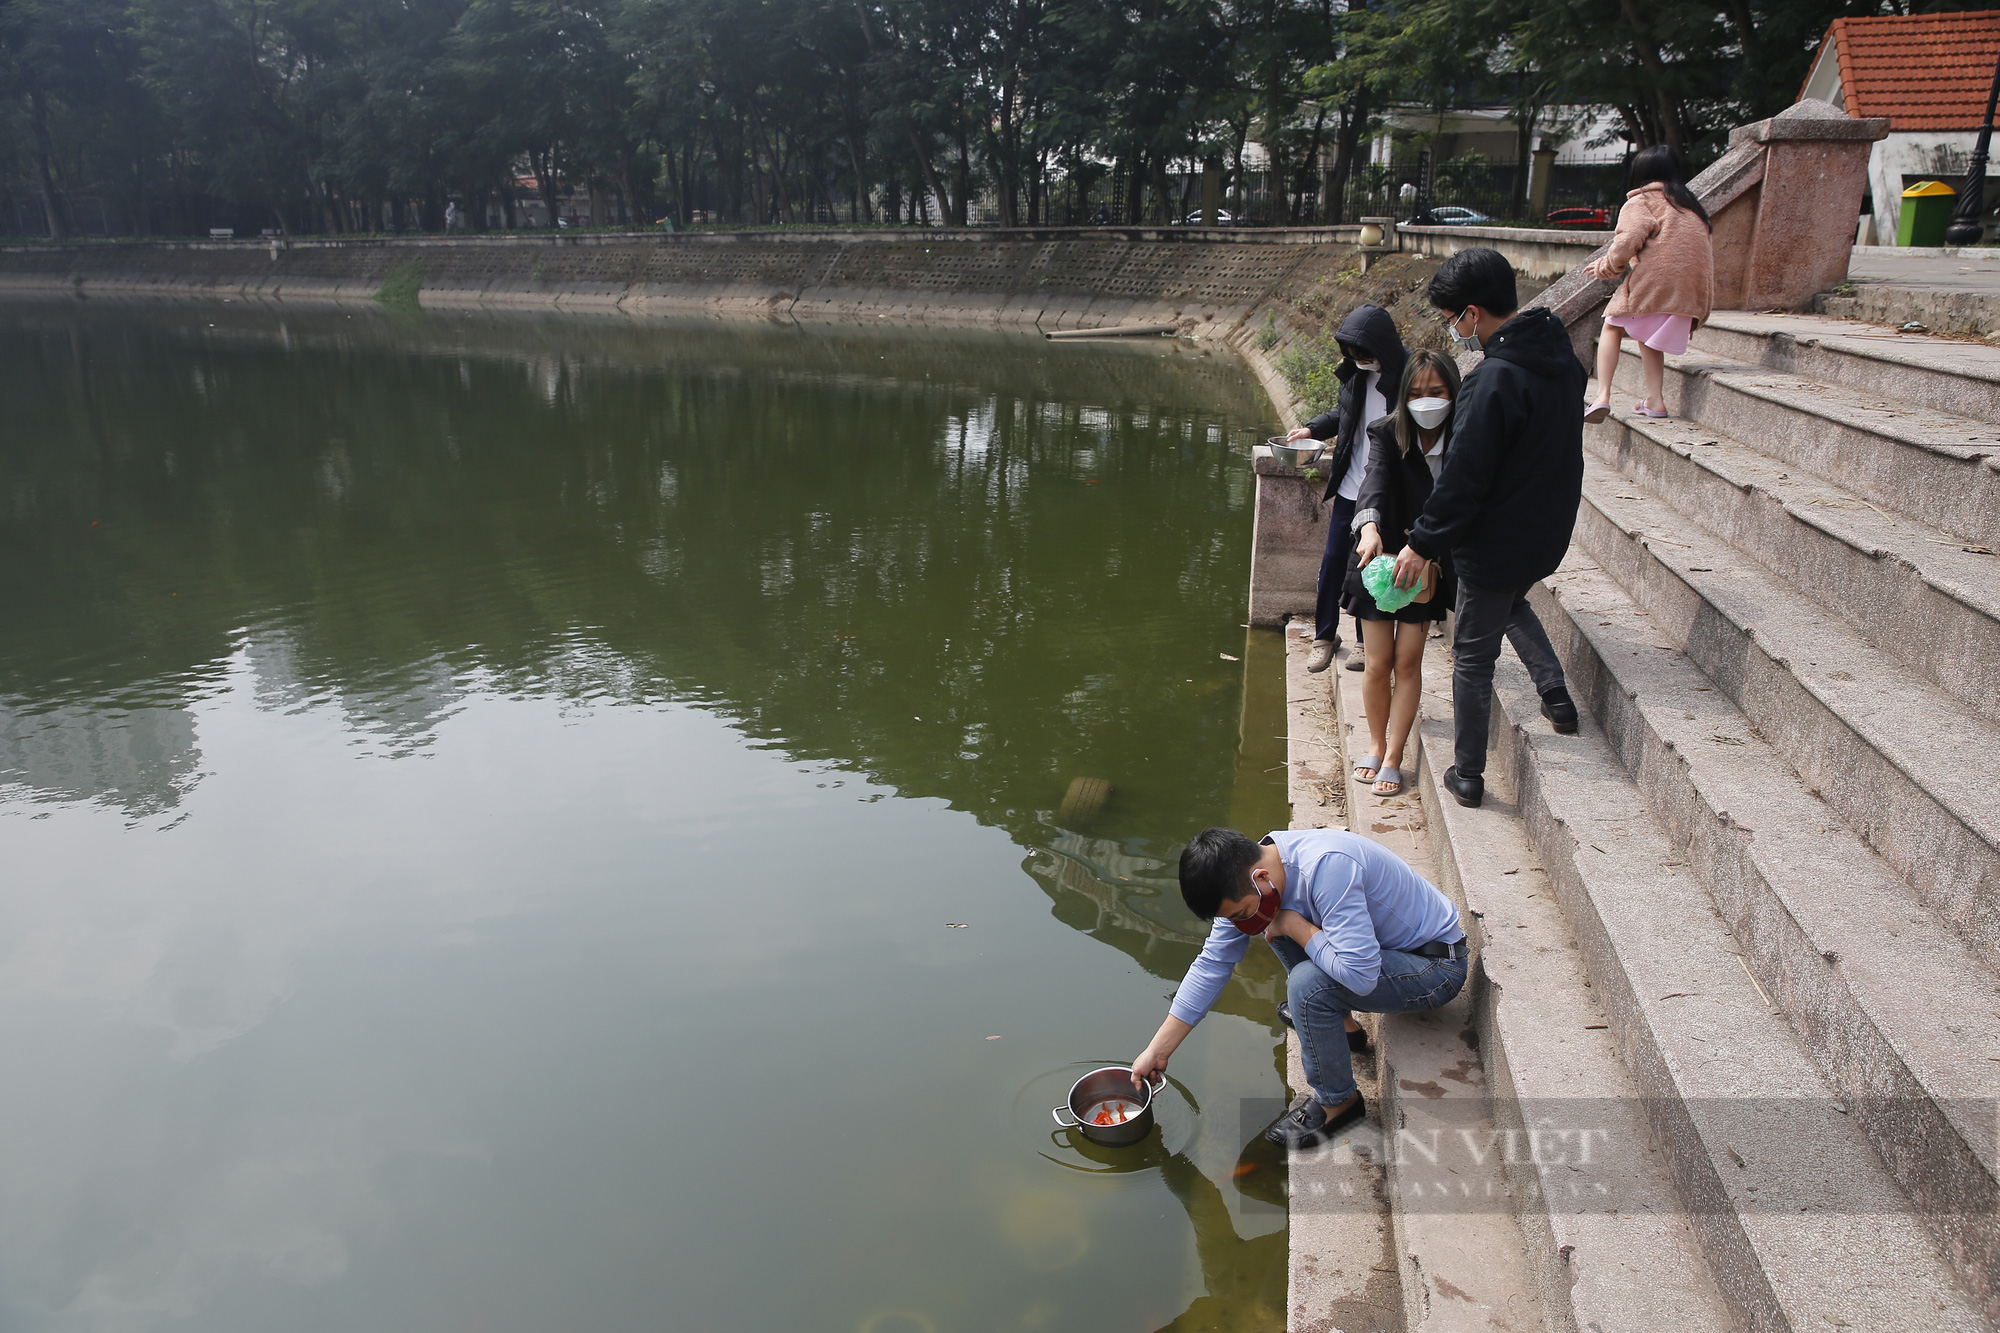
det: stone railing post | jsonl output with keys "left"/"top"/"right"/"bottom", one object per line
{"left": 1718, "top": 99, "right": 1889, "bottom": 310}
{"left": 1249, "top": 447, "right": 1327, "bottom": 626}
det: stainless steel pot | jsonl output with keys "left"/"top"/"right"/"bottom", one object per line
{"left": 1053, "top": 1067, "right": 1164, "bottom": 1147}
{"left": 1267, "top": 436, "right": 1323, "bottom": 468}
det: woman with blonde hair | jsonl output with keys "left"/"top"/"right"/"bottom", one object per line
{"left": 1345, "top": 349, "right": 1459, "bottom": 797}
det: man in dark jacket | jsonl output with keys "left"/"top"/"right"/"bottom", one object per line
{"left": 1283, "top": 304, "right": 1408, "bottom": 674}
{"left": 1393, "top": 248, "right": 1581, "bottom": 808}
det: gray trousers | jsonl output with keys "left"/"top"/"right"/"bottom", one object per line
{"left": 1451, "top": 578, "right": 1567, "bottom": 777}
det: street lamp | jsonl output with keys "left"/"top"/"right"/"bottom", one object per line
{"left": 1944, "top": 47, "right": 2000, "bottom": 245}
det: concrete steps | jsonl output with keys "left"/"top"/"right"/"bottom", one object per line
{"left": 1452, "top": 646, "right": 1991, "bottom": 1332}
{"left": 1620, "top": 340, "right": 2000, "bottom": 549}
{"left": 1694, "top": 310, "right": 2000, "bottom": 427}
{"left": 1499, "top": 315, "right": 2000, "bottom": 1325}
{"left": 1533, "top": 544, "right": 2000, "bottom": 1309}
{"left": 1412, "top": 708, "right": 1735, "bottom": 1333}
{"left": 1568, "top": 457, "right": 2000, "bottom": 975}
{"left": 1317, "top": 621, "right": 1541, "bottom": 1331}
{"left": 1606, "top": 348, "right": 2000, "bottom": 716}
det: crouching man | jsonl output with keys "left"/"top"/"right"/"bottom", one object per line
{"left": 1131, "top": 827, "right": 1469, "bottom": 1148}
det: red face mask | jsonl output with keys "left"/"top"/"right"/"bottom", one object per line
{"left": 1232, "top": 884, "right": 1279, "bottom": 936}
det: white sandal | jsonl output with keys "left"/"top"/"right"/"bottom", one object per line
{"left": 1373, "top": 766, "right": 1404, "bottom": 796}
{"left": 1354, "top": 755, "right": 1382, "bottom": 782}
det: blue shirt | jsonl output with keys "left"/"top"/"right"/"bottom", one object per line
{"left": 1167, "top": 829, "right": 1464, "bottom": 1026}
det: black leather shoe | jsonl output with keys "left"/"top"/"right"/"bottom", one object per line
{"left": 1541, "top": 686, "right": 1579, "bottom": 734}
{"left": 1442, "top": 765, "right": 1484, "bottom": 808}
{"left": 1264, "top": 1094, "right": 1367, "bottom": 1148}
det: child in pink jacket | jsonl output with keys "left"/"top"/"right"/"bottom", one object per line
{"left": 1584, "top": 146, "right": 1715, "bottom": 422}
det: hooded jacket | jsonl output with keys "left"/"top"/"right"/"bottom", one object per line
{"left": 1303, "top": 305, "right": 1409, "bottom": 503}
{"left": 1404, "top": 306, "right": 1585, "bottom": 589}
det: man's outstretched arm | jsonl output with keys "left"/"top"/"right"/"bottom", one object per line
{"left": 1131, "top": 1015, "right": 1194, "bottom": 1091}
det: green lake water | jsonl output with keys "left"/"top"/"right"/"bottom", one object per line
{"left": 0, "top": 300, "right": 1296, "bottom": 1333}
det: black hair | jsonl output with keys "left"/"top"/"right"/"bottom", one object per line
{"left": 1628, "top": 144, "right": 1711, "bottom": 232}
{"left": 1392, "top": 348, "right": 1462, "bottom": 456}
{"left": 1177, "top": 827, "right": 1262, "bottom": 920}
{"left": 1427, "top": 247, "right": 1518, "bottom": 318}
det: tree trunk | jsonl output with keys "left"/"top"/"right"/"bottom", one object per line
{"left": 954, "top": 131, "right": 971, "bottom": 225}
{"left": 1512, "top": 88, "right": 1536, "bottom": 216}
{"left": 909, "top": 130, "right": 952, "bottom": 223}
{"left": 1295, "top": 104, "right": 1329, "bottom": 223}
{"left": 536, "top": 147, "right": 562, "bottom": 227}
{"left": 1327, "top": 90, "right": 1367, "bottom": 225}
{"left": 1616, "top": 0, "right": 1684, "bottom": 157}
{"left": 26, "top": 90, "right": 69, "bottom": 241}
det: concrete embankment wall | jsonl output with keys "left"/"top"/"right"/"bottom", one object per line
{"left": 0, "top": 227, "right": 1378, "bottom": 331}
{"left": 0, "top": 224, "right": 1609, "bottom": 330}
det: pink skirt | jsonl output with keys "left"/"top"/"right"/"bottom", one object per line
{"left": 1604, "top": 312, "right": 1692, "bottom": 355}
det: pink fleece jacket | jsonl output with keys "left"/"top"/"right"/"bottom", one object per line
{"left": 1597, "top": 183, "right": 1715, "bottom": 325}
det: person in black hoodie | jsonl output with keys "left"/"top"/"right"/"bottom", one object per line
{"left": 1283, "top": 304, "right": 1409, "bottom": 675}
{"left": 1392, "top": 248, "right": 1581, "bottom": 809}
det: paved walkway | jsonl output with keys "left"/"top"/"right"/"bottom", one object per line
{"left": 1849, "top": 246, "right": 2000, "bottom": 292}
{"left": 1828, "top": 247, "right": 2000, "bottom": 333}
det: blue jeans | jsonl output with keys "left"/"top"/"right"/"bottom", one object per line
{"left": 1271, "top": 935, "right": 1468, "bottom": 1107}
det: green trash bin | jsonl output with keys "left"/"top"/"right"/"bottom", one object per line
{"left": 1898, "top": 180, "right": 1958, "bottom": 247}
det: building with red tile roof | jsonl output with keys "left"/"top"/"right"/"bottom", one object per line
{"left": 1801, "top": 10, "right": 2000, "bottom": 243}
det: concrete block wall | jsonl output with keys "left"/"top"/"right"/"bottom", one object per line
{"left": 0, "top": 227, "right": 1370, "bottom": 330}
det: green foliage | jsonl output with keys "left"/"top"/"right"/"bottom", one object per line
{"left": 1275, "top": 333, "right": 1345, "bottom": 415}
{"left": 0, "top": 0, "right": 1886, "bottom": 239}
{"left": 376, "top": 263, "right": 424, "bottom": 311}
{"left": 1254, "top": 312, "right": 1280, "bottom": 352}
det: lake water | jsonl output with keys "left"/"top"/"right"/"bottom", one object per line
{"left": 0, "top": 301, "right": 1294, "bottom": 1333}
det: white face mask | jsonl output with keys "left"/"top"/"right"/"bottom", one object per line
{"left": 1351, "top": 358, "right": 1381, "bottom": 373}
{"left": 1445, "top": 310, "right": 1482, "bottom": 353}
{"left": 1407, "top": 396, "right": 1451, "bottom": 429}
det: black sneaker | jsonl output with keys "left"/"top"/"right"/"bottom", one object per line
{"left": 1263, "top": 1094, "right": 1367, "bottom": 1149}
{"left": 1274, "top": 1002, "right": 1369, "bottom": 1051}
{"left": 1541, "top": 687, "right": 1579, "bottom": 734}
{"left": 1442, "top": 765, "right": 1484, "bottom": 808}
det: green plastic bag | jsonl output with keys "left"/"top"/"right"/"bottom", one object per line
{"left": 1361, "top": 555, "right": 1419, "bottom": 613}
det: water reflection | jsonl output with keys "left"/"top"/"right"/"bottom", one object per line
{"left": 0, "top": 300, "right": 1290, "bottom": 1331}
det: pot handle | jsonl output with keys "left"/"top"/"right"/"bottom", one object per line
{"left": 1052, "top": 1106, "right": 1081, "bottom": 1128}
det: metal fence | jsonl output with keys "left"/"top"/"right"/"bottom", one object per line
{"left": 1341, "top": 159, "right": 1631, "bottom": 226}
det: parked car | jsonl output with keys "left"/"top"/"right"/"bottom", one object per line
{"left": 1547, "top": 206, "right": 1611, "bottom": 228}
{"left": 1178, "top": 210, "right": 1235, "bottom": 226}
{"left": 1427, "top": 206, "right": 1492, "bottom": 226}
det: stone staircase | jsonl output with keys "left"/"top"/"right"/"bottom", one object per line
{"left": 1394, "top": 309, "right": 2000, "bottom": 1332}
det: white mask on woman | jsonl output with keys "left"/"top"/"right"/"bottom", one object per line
{"left": 1407, "top": 396, "right": 1452, "bottom": 429}
{"left": 1352, "top": 358, "right": 1381, "bottom": 373}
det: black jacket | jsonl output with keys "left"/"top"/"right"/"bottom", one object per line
{"left": 1405, "top": 306, "right": 1585, "bottom": 589}
{"left": 1304, "top": 304, "right": 1409, "bottom": 502}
